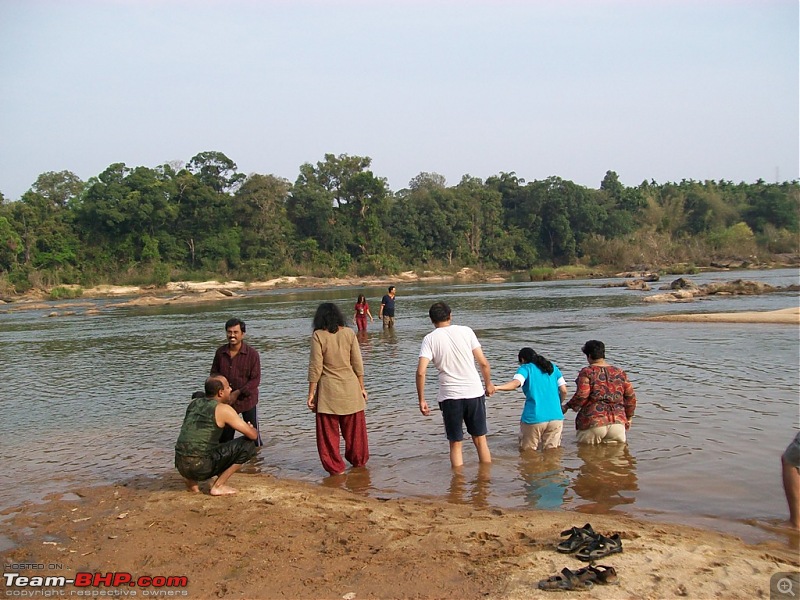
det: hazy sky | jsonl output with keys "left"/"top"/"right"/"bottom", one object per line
{"left": 0, "top": 0, "right": 797, "bottom": 201}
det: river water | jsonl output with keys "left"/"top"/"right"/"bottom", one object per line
{"left": 1, "top": 268, "right": 798, "bottom": 545}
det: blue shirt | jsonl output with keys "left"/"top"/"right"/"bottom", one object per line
{"left": 381, "top": 294, "right": 396, "bottom": 317}
{"left": 514, "top": 362, "right": 565, "bottom": 424}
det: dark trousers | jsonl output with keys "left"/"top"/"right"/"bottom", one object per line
{"left": 219, "top": 406, "right": 262, "bottom": 446}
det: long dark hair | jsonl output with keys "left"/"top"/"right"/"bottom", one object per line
{"left": 518, "top": 347, "right": 554, "bottom": 375}
{"left": 313, "top": 302, "right": 345, "bottom": 333}
{"left": 356, "top": 294, "right": 366, "bottom": 304}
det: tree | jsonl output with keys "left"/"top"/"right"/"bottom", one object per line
{"left": 31, "top": 170, "right": 85, "bottom": 208}
{"left": 9, "top": 171, "right": 84, "bottom": 273}
{"left": 233, "top": 174, "right": 295, "bottom": 272}
{"left": 598, "top": 171, "right": 642, "bottom": 237}
{"left": 288, "top": 153, "right": 386, "bottom": 258}
{"left": 186, "top": 151, "right": 246, "bottom": 194}
{"left": 74, "top": 164, "right": 178, "bottom": 267}
{"left": 407, "top": 172, "right": 446, "bottom": 191}
{"left": 0, "top": 216, "right": 22, "bottom": 272}
{"left": 743, "top": 182, "right": 799, "bottom": 234}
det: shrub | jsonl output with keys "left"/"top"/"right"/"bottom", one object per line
{"left": 529, "top": 267, "right": 555, "bottom": 281}
{"left": 49, "top": 286, "right": 83, "bottom": 300}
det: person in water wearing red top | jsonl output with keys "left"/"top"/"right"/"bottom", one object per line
{"left": 564, "top": 340, "right": 636, "bottom": 444}
{"left": 353, "top": 294, "right": 374, "bottom": 331}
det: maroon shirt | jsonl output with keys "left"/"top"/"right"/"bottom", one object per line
{"left": 211, "top": 341, "right": 261, "bottom": 413}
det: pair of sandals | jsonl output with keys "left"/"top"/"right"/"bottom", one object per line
{"left": 538, "top": 565, "right": 619, "bottom": 591}
{"left": 556, "top": 523, "right": 623, "bottom": 561}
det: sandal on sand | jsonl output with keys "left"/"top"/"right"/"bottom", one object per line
{"left": 574, "top": 565, "right": 619, "bottom": 585}
{"left": 556, "top": 523, "right": 597, "bottom": 553}
{"left": 538, "top": 567, "right": 594, "bottom": 591}
{"left": 575, "top": 533, "right": 623, "bottom": 562}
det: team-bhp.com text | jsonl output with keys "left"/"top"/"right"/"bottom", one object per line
{"left": 3, "top": 572, "right": 189, "bottom": 597}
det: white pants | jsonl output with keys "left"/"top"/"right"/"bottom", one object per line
{"left": 576, "top": 423, "right": 626, "bottom": 445}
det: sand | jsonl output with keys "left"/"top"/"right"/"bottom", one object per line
{"left": 641, "top": 307, "right": 800, "bottom": 324}
{"left": 2, "top": 473, "right": 797, "bottom": 599}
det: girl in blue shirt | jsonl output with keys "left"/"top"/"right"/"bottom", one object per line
{"left": 494, "top": 347, "right": 567, "bottom": 451}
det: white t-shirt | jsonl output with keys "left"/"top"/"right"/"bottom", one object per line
{"left": 419, "top": 324, "right": 485, "bottom": 402}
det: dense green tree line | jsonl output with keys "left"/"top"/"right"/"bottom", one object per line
{"left": 0, "top": 150, "right": 797, "bottom": 292}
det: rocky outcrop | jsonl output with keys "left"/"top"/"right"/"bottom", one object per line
{"left": 644, "top": 278, "right": 800, "bottom": 303}
{"left": 615, "top": 271, "right": 660, "bottom": 282}
{"left": 602, "top": 279, "right": 652, "bottom": 290}
{"left": 643, "top": 290, "right": 696, "bottom": 303}
{"left": 667, "top": 277, "right": 698, "bottom": 291}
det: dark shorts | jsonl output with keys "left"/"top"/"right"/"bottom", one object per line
{"left": 175, "top": 437, "right": 258, "bottom": 482}
{"left": 783, "top": 432, "right": 800, "bottom": 469}
{"left": 440, "top": 395, "right": 488, "bottom": 442}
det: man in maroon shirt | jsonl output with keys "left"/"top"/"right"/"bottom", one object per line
{"left": 211, "top": 318, "right": 262, "bottom": 445}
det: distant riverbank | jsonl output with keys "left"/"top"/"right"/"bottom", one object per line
{"left": 3, "top": 261, "right": 798, "bottom": 306}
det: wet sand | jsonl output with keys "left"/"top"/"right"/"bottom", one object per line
{"left": 2, "top": 473, "right": 797, "bottom": 599}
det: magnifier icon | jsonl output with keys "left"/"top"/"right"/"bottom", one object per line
{"left": 778, "top": 578, "right": 796, "bottom": 597}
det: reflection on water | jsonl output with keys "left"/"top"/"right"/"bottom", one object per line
{"left": 518, "top": 448, "right": 569, "bottom": 510}
{"left": 0, "top": 268, "right": 798, "bottom": 544}
{"left": 570, "top": 444, "right": 638, "bottom": 514}
{"left": 321, "top": 466, "right": 373, "bottom": 495}
{"left": 448, "top": 463, "right": 492, "bottom": 509}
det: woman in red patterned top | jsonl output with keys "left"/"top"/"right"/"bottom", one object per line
{"left": 353, "top": 294, "right": 374, "bottom": 331}
{"left": 564, "top": 340, "right": 636, "bottom": 444}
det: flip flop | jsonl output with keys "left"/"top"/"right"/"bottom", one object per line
{"left": 537, "top": 567, "right": 594, "bottom": 591}
{"left": 556, "top": 523, "right": 597, "bottom": 553}
{"left": 575, "top": 533, "right": 623, "bottom": 562}
{"left": 574, "top": 565, "right": 619, "bottom": 585}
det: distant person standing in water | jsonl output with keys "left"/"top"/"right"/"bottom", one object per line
{"left": 211, "top": 318, "right": 262, "bottom": 446}
{"left": 493, "top": 347, "right": 567, "bottom": 451}
{"left": 416, "top": 301, "right": 495, "bottom": 468}
{"left": 563, "top": 340, "right": 636, "bottom": 444}
{"left": 353, "top": 294, "right": 374, "bottom": 331}
{"left": 379, "top": 286, "right": 396, "bottom": 328}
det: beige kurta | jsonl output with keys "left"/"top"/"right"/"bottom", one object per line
{"left": 308, "top": 327, "right": 366, "bottom": 415}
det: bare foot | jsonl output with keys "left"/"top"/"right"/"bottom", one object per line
{"left": 184, "top": 480, "right": 200, "bottom": 493}
{"left": 209, "top": 485, "right": 237, "bottom": 496}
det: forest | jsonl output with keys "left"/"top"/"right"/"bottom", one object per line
{"left": 0, "top": 150, "right": 798, "bottom": 293}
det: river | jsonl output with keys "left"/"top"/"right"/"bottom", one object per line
{"left": 1, "top": 268, "right": 798, "bottom": 546}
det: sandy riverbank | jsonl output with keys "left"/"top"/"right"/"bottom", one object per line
{"left": 0, "top": 271, "right": 460, "bottom": 312}
{"left": 1, "top": 473, "right": 797, "bottom": 599}
{"left": 641, "top": 307, "right": 800, "bottom": 324}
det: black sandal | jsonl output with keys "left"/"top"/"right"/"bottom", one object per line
{"left": 538, "top": 567, "right": 595, "bottom": 591}
{"left": 575, "top": 533, "right": 623, "bottom": 562}
{"left": 556, "top": 523, "right": 597, "bottom": 553}
{"left": 574, "top": 564, "right": 619, "bottom": 585}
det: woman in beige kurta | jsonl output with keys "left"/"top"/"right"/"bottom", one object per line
{"left": 307, "top": 302, "right": 369, "bottom": 475}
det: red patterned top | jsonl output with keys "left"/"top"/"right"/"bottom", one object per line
{"left": 566, "top": 365, "right": 636, "bottom": 431}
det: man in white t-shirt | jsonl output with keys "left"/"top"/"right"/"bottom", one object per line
{"left": 416, "top": 301, "right": 495, "bottom": 468}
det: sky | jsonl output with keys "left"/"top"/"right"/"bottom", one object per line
{"left": 0, "top": 0, "right": 797, "bottom": 201}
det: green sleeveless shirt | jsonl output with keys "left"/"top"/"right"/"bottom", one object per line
{"left": 175, "top": 396, "right": 222, "bottom": 456}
